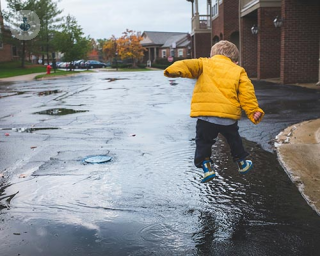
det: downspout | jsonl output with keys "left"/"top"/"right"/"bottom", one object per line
{"left": 239, "top": 0, "right": 242, "bottom": 65}
{"left": 317, "top": 33, "right": 320, "bottom": 85}
{"left": 209, "top": 0, "right": 212, "bottom": 48}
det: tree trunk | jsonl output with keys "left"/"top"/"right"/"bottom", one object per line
{"left": 21, "top": 40, "right": 26, "bottom": 68}
{"left": 46, "top": 22, "right": 49, "bottom": 65}
{"left": 132, "top": 57, "right": 137, "bottom": 68}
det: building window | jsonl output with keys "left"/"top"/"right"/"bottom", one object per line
{"left": 213, "top": 36, "right": 220, "bottom": 45}
{"left": 178, "top": 49, "right": 183, "bottom": 58}
{"left": 12, "top": 46, "right": 17, "bottom": 56}
{"left": 162, "top": 49, "right": 166, "bottom": 58}
{"left": 212, "top": 0, "right": 219, "bottom": 18}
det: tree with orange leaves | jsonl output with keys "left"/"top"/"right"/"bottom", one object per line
{"left": 102, "top": 35, "right": 117, "bottom": 61}
{"left": 117, "top": 29, "right": 146, "bottom": 68}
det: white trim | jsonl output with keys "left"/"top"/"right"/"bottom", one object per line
{"left": 242, "top": 0, "right": 259, "bottom": 13}
{"left": 212, "top": 0, "right": 219, "bottom": 18}
{"left": 162, "top": 49, "right": 166, "bottom": 58}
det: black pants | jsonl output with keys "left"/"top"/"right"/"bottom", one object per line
{"left": 194, "top": 119, "right": 249, "bottom": 168}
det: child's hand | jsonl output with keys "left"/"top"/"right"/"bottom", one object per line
{"left": 164, "top": 70, "right": 181, "bottom": 78}
{"left": 253, "top": 112, "right": 262, "bottom": 121}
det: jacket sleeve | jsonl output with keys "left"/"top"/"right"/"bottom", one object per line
{"left": 164, "top": 59, "right": 203, "bottom": 79}
{"left": 238, "top": 69, "right": 265, "bottom": 125}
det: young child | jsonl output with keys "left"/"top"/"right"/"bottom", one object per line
{"left": 164, "top": 40, "right": 264, "bottom": 183}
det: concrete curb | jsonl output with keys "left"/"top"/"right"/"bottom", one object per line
{"left": 275, "top": 119, "right": 320, "bottom": 216}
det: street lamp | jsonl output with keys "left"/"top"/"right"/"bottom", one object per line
{"left": 251, "top": 24, "right": 259, "bottom": 35}
{"left": 115, "top": 51, "right": 118, "bottom": 71}
{"left": 273, "top": 16, "right": 284, "bottom": 28}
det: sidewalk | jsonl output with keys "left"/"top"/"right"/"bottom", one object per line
{"left": 263, "top": 80, "right": 320, "bottom": 215}
{"left": 275, "top": 119, "right": 320, "bottom": 215}
{"left": 0, "top": 72, "right": 45, "bottom": 82}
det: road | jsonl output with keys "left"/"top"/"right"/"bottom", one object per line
{"left": 1, "top": 71, "right": 320, "bottom": 256}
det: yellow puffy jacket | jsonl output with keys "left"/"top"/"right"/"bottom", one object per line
{"left": 164, "top": 55, "right": 264, "bottom": 124}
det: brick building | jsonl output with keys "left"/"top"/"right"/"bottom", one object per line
{"left": 141, "top": 31, "right": 191, "bottom": 63}
{"left": 0, "top": 2, "right": 14, "bottom": 62}
{"left": 186, "top": 0, "right": 320, "bottom": 85}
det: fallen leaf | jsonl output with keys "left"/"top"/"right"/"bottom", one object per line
{"left": 0, "top": 173, "right": 4, "bottom": 178}
{"left": 5, "top": 133, "right": 9, "bottom": 136}
{"left": 30, "top": 146, "right": 37, "bottom": 149}
{"left": 19, "top": 174, "right": 27, "bottom": 178}
{"left": 130, "top": 134, "right": 136, "bottom": 137}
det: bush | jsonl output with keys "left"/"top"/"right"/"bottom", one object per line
{"left": 150, "top": 63, "right": 169, "bottom": 69}
{"left": 137, "top": 63, "right": 147, "bottom": 68}
{"left": 111, "top": 63, "right": 132, "bottom": 69}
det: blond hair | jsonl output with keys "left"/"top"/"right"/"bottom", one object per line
{"left": 210, "top": 40, "right": 239, "bottom": 62}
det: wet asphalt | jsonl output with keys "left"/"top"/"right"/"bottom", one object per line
{"left": 1, "top": 71, "right": 320, "bottom": 256}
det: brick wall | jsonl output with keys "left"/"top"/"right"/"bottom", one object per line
{"left": 281, "top": 0, "right": 320, "bottom": 84}
{"left": 0, "top": 11, "right": 13, "bottom": 62}
{"left": 0, "top": 44, "right": 12, "bottom": 62}
{"left": 212, "top": 3, "right": 224, "bottom": 41}
{"left": 241, "top": 16, "right": 258, "bottom": 78}
{"left": 257, "top": 8, "right": 281, "bottom": 79}
{"left": 223, "top": 0, "right": 239, "bottom": 41}
{"left": 195, "top": 33, "right": 211, "bottom": 57}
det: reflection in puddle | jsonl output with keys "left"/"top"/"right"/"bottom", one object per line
{"left": 34, "top": 108, "right": 88, "bottom": 115}
{"left": 37, "top": 90, "right": 62, "bottom": 96}
{"left": 102, "top": 78, "right": 129, "bottom": 82}
{"left": 0, "top": 127, "right": 60, "bottom": 133}
{"left": 0, "top": 91, "right": 27, "bottom": 99}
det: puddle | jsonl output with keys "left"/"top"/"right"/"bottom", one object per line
{"left": 0, "top": 91, "right": 27, "bottom": 99}
{"left": 33, "top": 108, "right": 88, "bottom": 115}
{"left": 37, "top": 90, "right": 62, "bottom": 96}
{"left": 102, "top": 78, "right": 129, "bottom": 82}
{"left": 1, "top": 127, "right": 60, "bottom": 133}
{"left": 169, "top": 79, "right": 178, "bottom": 86}
{"left": 82, "top": 155, "right": 112, "bottom": 164}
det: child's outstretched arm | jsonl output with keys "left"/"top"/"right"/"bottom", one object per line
{"left": 238, "top": 69, "right": 265, "bottom": 125}
{"left": 164, "top": 59, "right": 203, "bottom": 79}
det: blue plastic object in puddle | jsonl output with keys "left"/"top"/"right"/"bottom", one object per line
{"left": 83, "top": 155, "right": 112, "bottom": 164}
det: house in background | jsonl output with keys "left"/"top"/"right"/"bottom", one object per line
{"left": 87, "top": 49, "right": 99, "bottom": 61}
{"left": 186, "top": 0, "right": 320, "bottom": 85}
{"left": 140, "top": 31, "right": 191, "bottom": 63}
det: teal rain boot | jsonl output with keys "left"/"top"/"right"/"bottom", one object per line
{"left": 237, "top": 159, "right": 253, "bottom": 174}
{"left": 201, "top": 159, "right": 216, "bottom": 183}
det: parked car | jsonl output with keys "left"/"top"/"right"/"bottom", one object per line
{"left": 74, "top": 60, "right": 87, "bottom": 69}
{"left": 58, "top": 62, "right": 70, "bottom": 68}
{"left": 86, "top": 60, "right": 107, "bottom": 69}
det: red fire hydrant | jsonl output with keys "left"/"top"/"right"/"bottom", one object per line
{"left": 46, "top": 64, "right": 52, "bottom": 75}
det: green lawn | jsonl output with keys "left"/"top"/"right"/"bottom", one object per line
{"left": 0, "top": 61, "right": 47, "bottom": 78}
{"left": 0, "top": 61, "right": 154, "bottom": 79}
{"left": 35, "top": 70, "right": 93, "bottom": 79}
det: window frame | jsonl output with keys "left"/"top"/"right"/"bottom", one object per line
{"left": 212, "top": 0, "right": 219, "bottom": 19}
{"left": 162, "top": 49, "right": 166, "bottom": 58}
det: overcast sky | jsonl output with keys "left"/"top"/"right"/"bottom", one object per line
{"left": 2, "top": 0, "right": 208, "bottom": 39}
